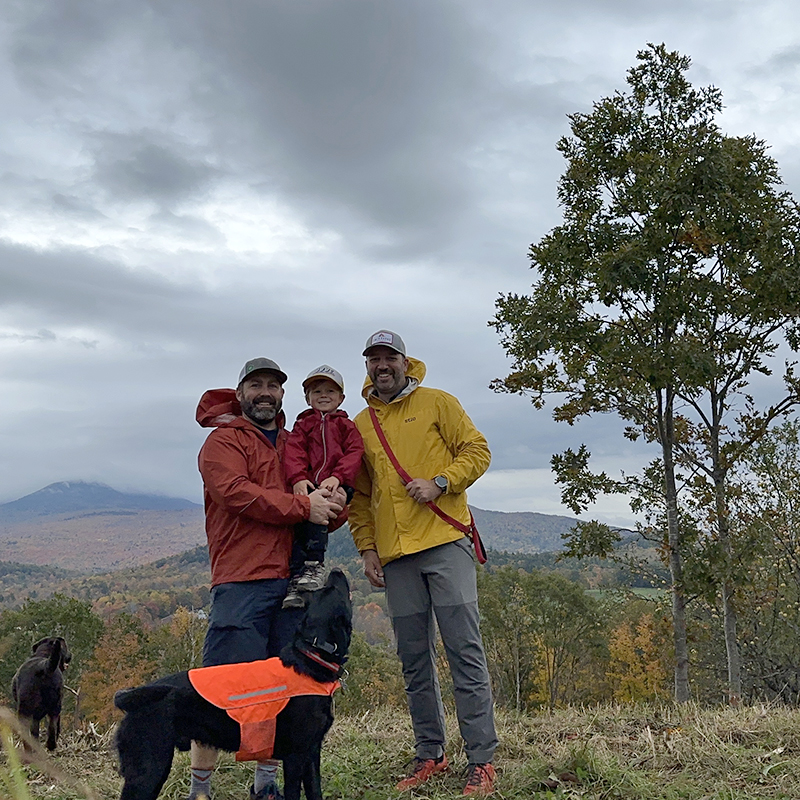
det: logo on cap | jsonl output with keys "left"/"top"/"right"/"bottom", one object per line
{"left": 238, "top": 357, "right": 288, "bottom": 386}
{"left": 372, "top": 332, "right": 394, "bottom": 346}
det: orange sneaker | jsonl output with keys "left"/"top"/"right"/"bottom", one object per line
{"left": 462, "top": 763, "right": 496, "bottom": 796}
{"left": 395, "top": 755, "right": 448, "bottom": 790}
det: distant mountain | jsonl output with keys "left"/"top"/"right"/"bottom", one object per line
{"left": 470, "top": 507, "right": 578, "bottom": 554}
{"left": 327, "top": 507, "right": 578, "bottom": 560}
{"left": 0, "top": 481, "right": 580, "bottom": 573}
{"left": 0, "top": 481, "right": 200, "bottom": 523}
{"left": 0, "top": 482, "right": 205, "bottom": 572}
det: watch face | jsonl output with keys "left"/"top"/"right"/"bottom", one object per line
{"left": 435, "top": 476, "right": 447, "bottom": 490}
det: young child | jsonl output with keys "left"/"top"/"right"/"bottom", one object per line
{"left": 283, "top": 365, "right": 364, "bottom": 608}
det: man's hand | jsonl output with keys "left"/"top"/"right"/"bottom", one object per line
{"left": 405, "top": 478, "right": 443, "bottom": 504}
{"left": 293, "top": 479, "right": 314, "bottom": 495}
{"left": 362, "top": 549, "right": 385, "bottom": 588}
{"left": 308, "top": 488, "right": 345, "bottom": 524}
{"left": 329, "top": 486, "right": 347, "bottom": 507}
{"left": 319, "top": 476, "right": 341, "bottom": 494}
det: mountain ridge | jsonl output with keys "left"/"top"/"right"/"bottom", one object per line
{"left": 0, "top": 481, "right": 580, "bottom": 572}
{"left": 0, "top": 480, "right": 201, "bottom": 523}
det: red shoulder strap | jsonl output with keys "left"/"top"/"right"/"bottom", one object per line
{"left": 368, "top": 407, "right": 487, "bottom": 563}
{"left": 369, "top": 406, "right": 413, "bottom": 483}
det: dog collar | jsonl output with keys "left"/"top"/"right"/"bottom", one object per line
{"left": 296, "top": 642, "right": 345, "bottom": 677}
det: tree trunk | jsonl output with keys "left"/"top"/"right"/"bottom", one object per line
{"left": 709, "top": 396, "right": 742, "bottom": 706}
{"left": 721, "top": 578, "right": 741, "bottom": 704}
{"left": 714, "top": 472, "right": 742, "bottom": 705}
{"left": 660, "top": 390, "right": 691, "bottom": 702}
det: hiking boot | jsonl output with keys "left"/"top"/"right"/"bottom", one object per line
{"left": 395, "top": 755, "right": 448, "bottom": 791}
{"left": 250, "top": 782, "right": 284, "bottom": 800}
{"left": 295, "top": 561, "right": 326, "bottom": 591}
{"left": 282, "top": 583, "right": 305, "bottom": 609}
{"left": 462, "top": 763, "right": 496, "bottom": 796}
{"left": 282, "top": 573, "right": 305, "bottom": 609}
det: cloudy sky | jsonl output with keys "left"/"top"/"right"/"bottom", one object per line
{"left": 2, "top": 0, "right": 800, "bottom": 525}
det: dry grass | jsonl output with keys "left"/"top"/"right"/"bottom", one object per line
{"left": 4, "top": 703, "right": 800, "bottom": 799}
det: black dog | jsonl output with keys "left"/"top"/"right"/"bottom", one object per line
{"left": 11, "top": 636, "right": 72, "bottom": 751}
{"left": 114, "top": 568, "right": 352, "bottom": 800}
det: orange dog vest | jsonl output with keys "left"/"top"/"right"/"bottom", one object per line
{"left": 189, "top": 657, "right": 339, "bottom": 761}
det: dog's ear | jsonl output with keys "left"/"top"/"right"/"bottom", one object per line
{"left": 325, "top": 568, "right": 350, "bottom": 594}
{"left": 58, "top": 638, "right": 72, "bottom": 665}
{"left": 31, "top": 637, "right": 49, "bottom": 654}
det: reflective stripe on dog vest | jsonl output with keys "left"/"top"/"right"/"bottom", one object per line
{"left": 189, "top": 657, "right": 339, "bottom": 761}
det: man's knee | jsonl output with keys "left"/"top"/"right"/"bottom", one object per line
{"left": 202, "top": 624, "right": 266, "bottom": 666}
{"left": 392, "top": 612, "right": 434, "bottom": 656}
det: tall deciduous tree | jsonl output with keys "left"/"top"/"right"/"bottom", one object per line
{"left": 478, "top": 568, "right": 606, "bottom": 709}
{"left": 81, "top": 614, "right": 156, "bottom": 726}
{"left": 492, "top": 44, "right": 800, "bottom": 702}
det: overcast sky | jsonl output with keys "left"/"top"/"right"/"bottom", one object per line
{"left": 2, "top": 0, "right": 800, "bottom": 525}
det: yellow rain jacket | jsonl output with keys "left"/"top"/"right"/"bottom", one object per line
{"left": 349, "top": 358, "right": 491, "bottom": 565}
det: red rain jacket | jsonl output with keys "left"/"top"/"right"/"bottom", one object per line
{"left": 196, "top": 388, "right": 312, "bottom": 586}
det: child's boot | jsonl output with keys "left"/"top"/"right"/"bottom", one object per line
{"left": 295, "top": 561, "right": 326, "bottom": 591}
{"left": 282, "top": 574, "right": 305, "bottom": 609}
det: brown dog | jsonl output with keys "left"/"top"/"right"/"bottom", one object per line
{"left": 11, "top": 636, "right": 71, "bottom": 750}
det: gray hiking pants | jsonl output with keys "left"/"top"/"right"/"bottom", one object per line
{"left": 384, "top": 538, "right": 498, "bottom": 765}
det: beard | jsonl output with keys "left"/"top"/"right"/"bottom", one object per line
{"left": 370, "top": 367, "right": 406, "bottom": 397}
{"left": 240, "top": 394, "right": 282, "bottom": 426}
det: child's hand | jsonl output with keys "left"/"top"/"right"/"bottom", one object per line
{"left": 293, "top": 480, "right": 314, "bottom": 495}
{"left": 320, "top": 476, "right": 341, "bottom": 494}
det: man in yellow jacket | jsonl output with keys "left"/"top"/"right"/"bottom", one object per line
{"left": 349, "top": 330, "right": 498, "bottom": 797}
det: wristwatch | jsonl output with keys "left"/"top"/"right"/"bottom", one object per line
{"left": 433, "top": 475, "right": 448, "bottom": 494}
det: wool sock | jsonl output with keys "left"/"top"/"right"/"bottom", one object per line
{"left": 254, "top": 762, "right": 280, "bottom": 792}
{"left": 189, "top": 766, "right": 213, "bottom": 799}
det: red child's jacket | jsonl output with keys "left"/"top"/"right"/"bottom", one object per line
{"left": 284, "top": 409, "right": 364, "bottom": 488}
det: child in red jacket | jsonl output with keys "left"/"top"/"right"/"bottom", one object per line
{"left": 283, "top": 365, "right": 364, "bottom": 607}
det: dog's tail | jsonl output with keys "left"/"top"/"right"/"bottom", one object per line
{"left": 114, "top": 684, "right": 173, "bottom": 712}
{"left": 47, "top": 639, "right": 62, "bottom": 674}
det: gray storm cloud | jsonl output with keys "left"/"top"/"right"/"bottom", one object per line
{"left": 0, "top": 0, "right": 798, "bottom": 521}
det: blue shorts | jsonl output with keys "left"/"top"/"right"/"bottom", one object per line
{"left": 202, "top": 578, "right": 301, "bottom": 667}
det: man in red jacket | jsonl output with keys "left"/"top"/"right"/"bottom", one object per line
{"left": 191, "top": 357, "right": 346, "bottom": 800}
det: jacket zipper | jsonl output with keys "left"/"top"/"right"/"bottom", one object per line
{"left": 314, "top": 413, "right": 328, "bottom": 485}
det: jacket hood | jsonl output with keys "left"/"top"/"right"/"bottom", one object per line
{"left": 361, "top": 356, "right": 426, "bottom": 400}
{"left": 197, "top": 387, "right": 286, "bottom": 430}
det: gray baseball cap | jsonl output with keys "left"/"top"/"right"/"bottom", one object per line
{"left": 237, "top": 357, "right": 288, "bottom": 386}
{"left": 362, "top": 329, "right": 406, "bottom": 356}
{"left": 302, "top": 364, "right": 345, "bottom": 392}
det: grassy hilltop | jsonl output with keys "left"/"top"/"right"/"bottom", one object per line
{"left": 4, "top": 703, "right": 800, "bottom": 799}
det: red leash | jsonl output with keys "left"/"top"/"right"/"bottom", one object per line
{"left": 368, "top": 407, "right": 487, "bottom": 564}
